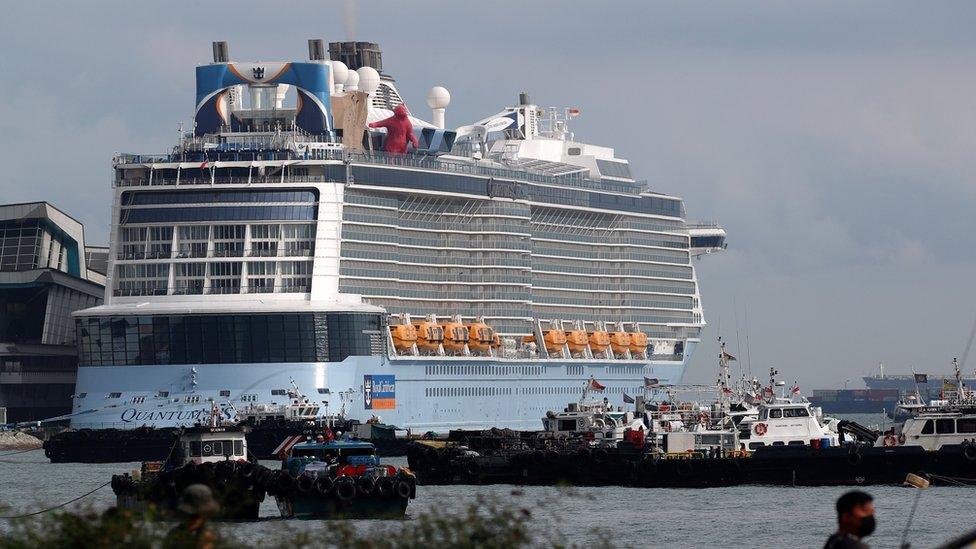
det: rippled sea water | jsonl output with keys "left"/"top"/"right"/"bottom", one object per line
{"left": 1, "top": 412, "right": 972, "bottom": 547}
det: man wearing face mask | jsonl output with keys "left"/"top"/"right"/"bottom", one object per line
{"left": 824, "top": 490, "right": 877, "bottom": 548}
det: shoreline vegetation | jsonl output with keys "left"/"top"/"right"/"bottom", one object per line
{"left": 1, "top": 492, "right": 610, "bottom": 548}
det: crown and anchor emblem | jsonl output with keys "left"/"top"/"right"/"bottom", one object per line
{"left": 252, "top": 66, "right": 265, "bottom": 80}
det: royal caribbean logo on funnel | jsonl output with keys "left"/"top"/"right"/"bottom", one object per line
{"left": 364, "top": 374, "right": 395, "bottom": 410}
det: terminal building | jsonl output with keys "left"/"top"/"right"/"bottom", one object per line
{"left": 0, "top": 202, "right": 105, "bottom": 422}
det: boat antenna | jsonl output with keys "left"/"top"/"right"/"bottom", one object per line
{"left": 744, "top": 303, "right": 753, "bottom": 378}
{"left": 959, "top": 312, "right": 976, "bottom": 374}
{"left": 733, "top": 296, "right": 743, "bottom": 382}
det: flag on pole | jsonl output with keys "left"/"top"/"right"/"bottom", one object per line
{"left": 643, "top": 377, "right": 659, "bottom": 388}
{"left": 721, "top": 351, "right": 737, "bottom": 361}
{"left": 622, "top": 392, "right": 635, "bottom": 404}
{"left": 588, "top": 378, "right": 606, "bottom": 392}
{"left": 200, "top": 160, "right": 210, "bottom": 169}
{"left": 567, "top": 107, "right": 581, "bottom": 117}
{"left": 914, "top": 373, "right": 928, "bottom": 384}
{"left": 791, "top": 383, "right": 801, "bottom": 395}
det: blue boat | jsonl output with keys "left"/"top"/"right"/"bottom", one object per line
{"left": 272, "top": 437, "right": 416, "bottom": 519}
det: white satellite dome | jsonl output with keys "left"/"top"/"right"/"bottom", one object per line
{"left": 426, "top": 86, "right": 451, "bottom": 109}
{"left": 329, "top": 60, "right": 349, "bottom": 89}
{"left": 356, "top": 66, "right": 380, "bottom": 95}
{"left": 344, "top": 69, "right": 360, "bottom": 91}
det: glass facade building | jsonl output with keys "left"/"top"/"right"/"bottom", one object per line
{"left": 0, "top": 203, "right": 105, "bottom": 422}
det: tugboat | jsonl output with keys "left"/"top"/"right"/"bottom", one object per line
{"left": 110, "top": 403, "right": 270, "bottom": 520}
{"left": 876, "top": 359, "right": 976, "bottom": 453}
{"left": 271, "top": 435, "right": 416, "bottom": 519}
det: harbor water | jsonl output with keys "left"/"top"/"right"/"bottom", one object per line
{"left": 1, "top": 449, "right": 972, "bottom": 547}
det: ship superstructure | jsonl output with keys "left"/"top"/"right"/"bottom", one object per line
{"left": 68, "top": 40, "right": 725, "bottom": 432}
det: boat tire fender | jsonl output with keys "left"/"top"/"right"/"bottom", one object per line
{"left": 847, "top": 451, "right": 862, "bottom": 466}
{"left": 314, "top": 476, "right": 333, "bottom": 496}
{"left": 376, "top": 476, "right": 395, "bottom": 498}
{"left": 296, "top": 474, "right": 315, "bottom": 494}
{"left": 965, "top": 444, "right": 976, "bottom": 461}
{"left": 357, "top": 475, "right": 376, "bottom": 496}
{"left": 395, "top": 479, "right": 413, "bottom": 499}
{"left": 335, "top": 478, "right": 357, "bottom": 502}
{"left": 592, "top": 448, "right": 609, "bottom": 464}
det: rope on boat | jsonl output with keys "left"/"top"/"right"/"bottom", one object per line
{"left": 0, "top": 480, "right": 111, "bottom": 519}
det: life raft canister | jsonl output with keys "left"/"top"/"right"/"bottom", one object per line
{"left": 753, "top": 422, "right": 768, "bottom": 436}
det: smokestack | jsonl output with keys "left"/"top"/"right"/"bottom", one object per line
{"left": 345, "top": 0, "right": 357, "bottom": 41}
{"left": 308, "top": 39, "right": 326, "bottom": 61}
{"left": 212, "top": 41, "right": 229, "bottom": 63}
{"left": 518, "top": 92, "right": 531, "bottom": 106}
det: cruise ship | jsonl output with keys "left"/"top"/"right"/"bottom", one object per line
{"left": 68, "top": 40, "right": 726, "bottom": 432}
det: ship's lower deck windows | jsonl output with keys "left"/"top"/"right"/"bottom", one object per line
{"left": 76, "top": 312, "right": 385, "bottom": 366}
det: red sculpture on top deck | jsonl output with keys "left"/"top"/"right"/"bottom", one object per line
{"left": 368, "top": 104, "right": 419, "bottom": 154}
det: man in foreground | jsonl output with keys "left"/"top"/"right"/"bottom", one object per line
{"left": 824, "top": 490, "right": 877, "bottom": 549}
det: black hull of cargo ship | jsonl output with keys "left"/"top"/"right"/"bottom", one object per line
{"left": 44, "top": 422, "right": 408, "bottom": 463}
{"left": 806, "top": 398, "right": 900, "bottom": 416}
{"left": 408, "top": 442, "right": 976, "bottom": 488}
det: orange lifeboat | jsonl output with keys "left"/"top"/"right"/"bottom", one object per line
{"left": 566, "top": 330, "right": 588, "bottom": 353}
{"left": 467, "top": 322, "right": 496, "bottom": 352}
{"left": 414, "top": 322, "right": 444, "bottom": 351}
{"left": 441, "top": 322, "right": 469, "bottom": 352}
{"left": 628, "top": 332, "right": 649, "bottom": 354}
{"left": 588, "top": 331, "right": 610, "bottom": 353}
{"left": 610, "top": 331, "right": 632, "bottom": 354}
{"left": 390, "top": 324, "right": 418, "bottom": 352}
{"left": 542, "top": 330, "right": 568, "bottom": 353}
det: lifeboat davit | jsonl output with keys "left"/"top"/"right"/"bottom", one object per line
{"left": 566, "top": 330, "right": 588, "bottom": 353}
{"left": 390, "top": 324, "right": 418, "bottom": 352}
{"left": 610, "top": 331, "right": 632, "bottom": 354}
{"left": 414, "top": 322, "right": 444, "bottom": 351}
{"left": 588, "top": 331, "right": 610, "bottom": 353}
{"left": 467, "top": 323, "right": 495, "bottom": 352}
{"left": 628, "top": 332, "right": 649, "bottom": 354}
{"left": 441, "top": 322, "right": 469, "bottom": 352}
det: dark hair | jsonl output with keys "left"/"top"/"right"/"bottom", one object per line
{"left": 836, "top": 490, "right": 873, "bottom": 516}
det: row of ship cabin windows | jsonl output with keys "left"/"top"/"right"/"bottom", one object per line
{"left": 759, "top": 407, "right": 811, "bottom": 419}
{"left": 919, "top": 418, "right": 976, "bottom": 434}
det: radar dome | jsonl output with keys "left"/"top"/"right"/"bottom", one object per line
{"left": 426, "top": 86, "right": 451, "bottom": 109}
{"left": 330, "top": 60, "right": 349, "bottom": 89}
{"left": 357, "top": 66, "right": 380, "bottom": 95}
{"left": 344, "top": 70, "right": 360, "bottom": 91}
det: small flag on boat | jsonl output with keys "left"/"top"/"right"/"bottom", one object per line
{"left": 644, "top": 377, "right": 659, "bottom": 388}
{"left": 588, "top": 378, "right": 606, "bottom": 392}
{"left": 622, "top": 392, "right": 635, "bottom": 404}
{"left": 200, "top": 160, "right": 210, "bottom": 169}
{"left": 914, "top": 373, "right": 928, "bottom": 384}
{"left": 567, "top": 107, "right": 581, "bottom": 117}
{"left": 722, "top": 387, "right": 733, "bottom": 395}
{"left": 791, "top": 383, "right": 801, "bottom": 395}
{"left": 944, "top": 379, "right": 957, "bottom": 391}
{"left": 721, "top": 351, "right": 737, "bottom": 361}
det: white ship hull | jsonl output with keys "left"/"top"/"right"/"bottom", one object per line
{"left": 70, "top": 341, "right": 695, "bottom": 431}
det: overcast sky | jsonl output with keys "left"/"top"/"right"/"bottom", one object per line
{"left": 1, "top": 1, "right": 974, "bottom": 388}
